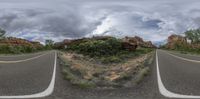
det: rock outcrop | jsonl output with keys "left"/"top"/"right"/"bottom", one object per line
{"left": 122, "top": 36, "right": 156, "bottom": 48}
{"left": 165, "top": 34, "right": 187, "bottom": 49}
{"left": 54, "top": 36, "right": 114, "bottom": 49}
{"left": 54, "top": 36, "right": 156, "bottom": 50}
{"left": 122, "top": 42, "right": 137, "bottom": 51}
{"left": 122, "top": 37, "right": 138, "bottom": 51}
{"left": 0, "top": 37, "right": 43, "bottom": 48}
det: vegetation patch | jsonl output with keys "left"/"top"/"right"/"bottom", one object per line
{"left": 162, "top": 29, "right": 200, "bottom": 55}
{"left": 58, "top": 36, "right": 155, "bottom": 89}
{"left": 66, "top": 37, "right": 153, "bottom": 64}
{"left": 0, "top": 28, "right": 54, "bottom": 55}
{"left": 59, "top": 50, "right": 154, "bottom": 89}
{"left": 0, "top": 45, "right": 43, "bottom": 54}
{"left": 135, "top": 67, "right": 150, "bottom": 84}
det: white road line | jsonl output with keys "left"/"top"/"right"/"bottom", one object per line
{"left": 0, "top": 51, "right": 57, "bottom": 98}
{"left": 166, "top": 52, "right": 200, "bottom": 63}
{"left": 0, "top": 53, "right": 50, "bottom": 63}
{"left": 156, "top": 50, "right": 200, "bottom": 98}
{"left": 0, "top": 52, "right": 44, "bottom": 58}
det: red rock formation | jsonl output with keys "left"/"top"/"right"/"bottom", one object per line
{"left": 122, "top": 36, "right": 156, "bottom": 48}
{"left": 54, "top": 36, "right": 113, "bottom": 49}
{"left": 54, "top": 36, "right": 156, "bottom": 50}
{"left": 91, "top": 36, "right": 113, "bottom": 40}
{"left": 166, "top": 34, "right": 187, "bottom": 49}
{"left": 122, "top": 42, "right": 137, "bottom": 51}
{"left": 0, "top": 37, "right": 43, "bottom": 48}
{"left": 142, "top": 41, "right": 156, "bottom": 48}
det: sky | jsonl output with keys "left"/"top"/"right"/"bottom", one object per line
{"left": 0, "top": 0, "right": 200, "bottom": 44}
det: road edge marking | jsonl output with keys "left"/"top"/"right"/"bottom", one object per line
{"left": 166, "top": 51, "right": 200, "bottom": 63}
{"left": 0, "top": 51, "right": 46, "bottom": 58}
{"left": 0, "top": 53, "right": 49, "bottom": 63}
{"left": 0, "top": 51, "right": 57, "bottom": 98}
{"left": 156, "top": 50, "right": 200, "bottom": 98}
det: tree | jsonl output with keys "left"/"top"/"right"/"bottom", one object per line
{"left": 45, "top": 39, "right": 54, "bottom": 49}
{"left": 0, "top": 28, "right": 6, "bottom": 38}
{"left": 185, "top": 29, "right": 200, "bottom": 44}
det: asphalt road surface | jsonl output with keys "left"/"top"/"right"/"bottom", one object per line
{"left": 157, "top": 50, "right": 200, "bottom": 98}
{"left": 1, "top": 50, "right": 200, "bottom": 99}
{"left": 0, "top": 51, "right": 56, "bottom": 98}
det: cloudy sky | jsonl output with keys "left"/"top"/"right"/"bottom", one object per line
{"left": 0, "top": 0, "right": 200, "bottom": 44}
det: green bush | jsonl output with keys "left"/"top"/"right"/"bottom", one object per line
{"left": 67, "top": 38, "right": 153, "bottom": 64}
{"left": 135, "top": 67, "right": 150, "bottom": 84}
{"left": 67, "top": 38, "right": 123, "bottom": 57}
{"left": 0, "top": 45, "right": 40, "bottom": 54}
{"left": 171, "top": 42, "right": 200, "bottom": 54}
{"left": 100, "top": 56, "right": 122, "bottom": 63}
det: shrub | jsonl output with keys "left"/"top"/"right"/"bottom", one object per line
{"left": 0, "top": 45, "right": 39, "bottom": 54}
{"left": 100, "top": 56, "right": 122, "bottom": 64}
{"left": 67, "top": 38, "right": 123, "bottom": 57}
{"left": 67, "top": 38, "right": 154, "bottom": 64}
{"left": 135, "top": 67, "right": 150, "bottom": 84}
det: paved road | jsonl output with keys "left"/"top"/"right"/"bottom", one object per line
{"left": 0, "top": 51, "right": 50, "bottom": 61}
{"left": 1, "top": 50, "right": 200, "bottom": 99}
{"left": 0, "top": 51, "right": 56, "bottom": 98}
{"left": 157, "top": 50, "right": 200, "bottom": 98}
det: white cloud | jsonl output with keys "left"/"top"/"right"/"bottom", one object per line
{"left": 0, "top": 0, "right": 200, "bottom": 44}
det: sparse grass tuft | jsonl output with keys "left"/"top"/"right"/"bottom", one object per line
{"left": 58, "top": 48, "right": 154, "bottom": 88}
{"left": 100, "top": 56, "right": 122, "bottom": 64}
{"left": 62, "top": 67, "right": 76, "bottom": 81}
{"left": 75, "top": 80, "right": 96, "bottom": 89}
{"left": 135, "top": 67, "right": 150, "bottom": 84}
{"left": 180, "top": 51, "right": 188, "bottom": 54}
{"left": 146, "top": 51, "right": 155, "bottom": 65}
{"left": 59, "top": 54, "right": 96, "bottom": 89}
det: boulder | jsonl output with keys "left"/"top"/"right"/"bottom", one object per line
{"left": 122, "top": 42, "right": 137, "bottom": 51}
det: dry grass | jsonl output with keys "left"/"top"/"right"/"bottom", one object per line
{"left": 59, "top": 50, "right": 154, "bottom": 88}
{"left": 135, "top": 67, "right": 150, "bottom": 84}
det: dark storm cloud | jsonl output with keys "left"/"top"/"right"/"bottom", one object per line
{"left": 0, "top": 0, "right": 200, "bottom": 43}
{"left": 0, "top": 12, "right": 18, "bottom": 29}
{"left": 0, "top": 7, "right": 101, "bottom": 41}
{"left": 143, "top": 20, "right": 162, "bottom": 29}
